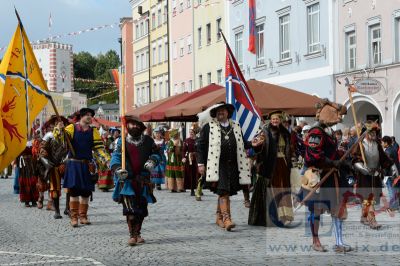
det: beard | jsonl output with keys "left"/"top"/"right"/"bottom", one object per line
{"left": 128, "top": 128, "right": 142, "bottom": 138}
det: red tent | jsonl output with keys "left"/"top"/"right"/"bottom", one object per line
{"left": 92, "top": 117, "right": 121, "bottom": 128}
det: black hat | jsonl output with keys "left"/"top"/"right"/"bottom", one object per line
{"left": 210, "top": 102, "right": 235, "bottom": 119}
{"left": 79, "top": 108, "right": 95, "bottom": 118}
{"left": 125, "top": 115, "right": 147, "bottom": 132}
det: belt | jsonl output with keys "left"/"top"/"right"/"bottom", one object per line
{"left": 67, "top": 158, "right": 90, "bottom": 164}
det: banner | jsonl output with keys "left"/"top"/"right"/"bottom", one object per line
{"left": 0, "top": 12, "right": 50, "bottom": 170}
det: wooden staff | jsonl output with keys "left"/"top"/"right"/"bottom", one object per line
{"left": 345, "top": 78, "right": 366, "bottom": 165}
{"left": 294, "top": 131, "right": 367, "bottom": 212}
{"left": 120, "top": 71, "right": 126, "bottom": 170}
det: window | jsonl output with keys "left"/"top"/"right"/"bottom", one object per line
{"left": 188, "top": 80, "right": 193, "bottom": 92}
{"left": 173, "top": 41, "right": 177, "bottom": 59}
{"left": 135, "top": 24, "right": 139, "bottom": 39}
{"left": 165, "top": 79, "right": 169, "bottom": 97}
{"left": 141, "top": 53, "right": 144, "bottom": 70}
{"left": 158, "top": 44, "right": 162, "bottom": 63}
{"left": 256, "top": 24, "right": 265, "bottom": 66}
{"left": 136, "top": 55, "right": 140, "bottom": 71}
{"left": 206, "top": 23, "right": 211, "bottom": 45}
{"left": 165, "top": 41, "right": 169, "bottom": 61}
{"left": 370, "top": 24, "right": 381, "bottom": 65}
{"left": 307, "top": 3, "right": 320, "bottom": 53}
{"left": 279, "top": 14, "right": 290, "bottom": 60}
{"left": 153, "top": 81, "right": 158, "bottom": 100}
{"left": 216, "top": 18, "right": 222, "bottom": 41}
{"left": 234, "top": 31, "right": 243, "bottom": 69}
{"left": 346, "top": 31, "right": 356, "bottom": 70}
{"left": 217, "top": 69, "right": 223, "bottom": 85}
{"left": 159, "top": 81, "right": 163, "bottom": 99}
{"left": 174, "top": 84, "right": 178, "bottom": 94}
{"left": 145, "top": 19, "right": 149, "bottom": 35}
{"left": 187, "top": 0, "right": 191, "bottom": 8}
{"left": 136, "top": 87, "right": 140, "bottom": 104}
{"left": 180, "top": 39, "right": 184, "bottom": 56}
{"left": 145, "top": 50, "right": 149, "bottom": 68}
{"left": 140, "top": 22, "right": 144, "bottom": 37}
{"left": 179, "top": 1, "right": 184, "bottom": 12}
{"left": 207, "top": 72, "right": 212, "bottom": 84}
{"left": 152, "top": 12, "right": 156, "bottom": 29}
{"left": 164, "top": 5, "right": 168, "bottom": 23}
{"left": 199, "top": 74, "right": 203, "bottom": 88}
{"left": 181, "top": 82, "right": 185, "bottom": 93}
{"left": 153, "top": 46, "right": 157, "bottom": 65}
{"left": 198, "top": 27, "right": 202, "bottom": 48}
{"left": 187, "top": 35, "right": 192, "bottom": 53}
{"left": 158, "top": 9, "right": 162, "bottom": 27}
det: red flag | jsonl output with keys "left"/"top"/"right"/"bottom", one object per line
{"left": 248, "top": 0, "right": 256, "bottom": 54}
{"left": 110, "top": 69, "right": 120, "bottom": 90}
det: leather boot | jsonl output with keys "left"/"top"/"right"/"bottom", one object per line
{"left": 46, "top": 200, "right": 54, "bottom": 211}
{"left": 64, "top": 193, "right": 70, "bottom": 216}
{"left": 79, "top": 203, "right": 91, "bottom": 225}
{"left": 168, "top": 178, "right": 177, "bottom": 192}
{"left": 360, "top": 200, "right": 369, "bottom": 225}
{"left": 127, "top": 216, "right": 137, "bottom": 246}
{"left": 366, "top": 201, "right": 381, "bottom": 230}
{"left": 134, "top": 217, "right": 145, "bottom": 244}
{"left": 219, "top": 196, "right": 234, "bottom": 231}
{"left": 226, "top": 196, "right": 236, "bottom": 227}
{"left": 69, "top": 201, "right": 79, "bottom": 227}
{"left": 216, "top": 199, "right": 225, "bottom": 228}
{"left": 37, "top": 193, "right": 44, "bottom": 209}
{"left": 243, "top": 189, "right": 250, "bottom": 208}
{"left": 53, "top": 198, "right": 62, "bottom": 219}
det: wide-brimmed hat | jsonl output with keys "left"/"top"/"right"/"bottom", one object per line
{"left": 210, "top": 102, "right": 235, "bottom": 119}
{"left": 42, "top": 115, "right": 69, "bottom": 130}
{"left": 79, "top": 108, "right": 95, "bottom": 118}
{"left": 268, "top": 110, "right": 284, "bottom": 120}
{"left": 124, "top": 115, "right": 146, "bottom": 132}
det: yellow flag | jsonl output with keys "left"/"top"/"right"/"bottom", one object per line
{"left": 0, "top": 16, "right": 49, "bottom": 170}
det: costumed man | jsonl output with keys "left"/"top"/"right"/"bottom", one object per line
{"left": 183, "top": 124, "right": 200, "bottom": 196}
{"left": 197, "top": 102, "right": 251, "bottom": 231}
{"left": 351, "top": 121, "right": 393, "bottom": 230}
{"left": 37, "top": 115, "right": 69, "bottom": 219}
{"left": 54, "top": 108, "right": 110, "bottom": 227}
{"left": 301, "top": 99, "right": 352, "bottom": 253}
{"left": 166, "top": 128, "right": 184, "bottom": 192}
{"left": 110, "top": 116, "right": 158, "bottom": 246}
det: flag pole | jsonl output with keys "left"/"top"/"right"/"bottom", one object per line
{"left": 119, "top": 38, "right": 126, "bottom": 170}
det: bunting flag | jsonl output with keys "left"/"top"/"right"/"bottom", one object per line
{"left": 0, "top": 10, "right": 50, "bottom": 171}
{"left": 248, "top": 0, "right": 256, "bottom": 54}
{"left": 224, "top": 37, "right": 262, "bottom": 141}
{"left": 109, "top": 69, "right": 120, "bottom": 90}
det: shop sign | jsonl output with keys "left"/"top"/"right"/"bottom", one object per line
{"left": 354, "top": 78, "right": 383, "bottom": 95}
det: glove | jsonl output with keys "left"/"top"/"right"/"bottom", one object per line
{"left": 116, "top": 168, "right": 128, "bottom": 181}
{"left": 144, "top": 159, "right": 156, "bottom": 172}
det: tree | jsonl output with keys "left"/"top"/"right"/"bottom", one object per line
{"left": 94, "top": 50, "right": 120, "bottom": 81}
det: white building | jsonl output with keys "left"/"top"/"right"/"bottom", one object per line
{"left": 63, "top": 91, "right": 88, "bottom": 114}
{"left": 32, "top": 41, "right": 74, "bottom": 92}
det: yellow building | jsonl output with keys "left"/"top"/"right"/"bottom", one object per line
{"left": 131, "top": 0, "right": 169, "bottom": 106}
{"left": 193, "top": 0, "right": 226, "bottom": 90}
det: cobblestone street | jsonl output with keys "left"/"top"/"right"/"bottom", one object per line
{"left": 0, "top": 177, "right": 399, "bottom": 265}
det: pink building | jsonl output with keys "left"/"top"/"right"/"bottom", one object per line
{"left": 169, "top": 0, "right": 194, "bottom": 94}
{"left": 120, "top": 17, "right": 135, "bottom": 113}
{"left": 334, "top": 1, "right": 400, "bottom": 138}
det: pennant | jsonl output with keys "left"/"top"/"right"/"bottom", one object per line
{"left": 0, "top": 11, "right": 50, "bottom": 171}
{"left": 248, "top": 0, "right": 256, "bottom": 54}
{"left": 110, "top": 69, "right": 120, "bottom": 90}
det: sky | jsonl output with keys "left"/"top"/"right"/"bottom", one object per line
{"left": 0, "top": 0, "right": 132, "bottom": 57}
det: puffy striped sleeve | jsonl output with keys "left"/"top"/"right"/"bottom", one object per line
{"left": 92, "top": 127, "right": 111, "bottom": 165}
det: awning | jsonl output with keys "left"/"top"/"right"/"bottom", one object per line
{"left": 92, "top": 117, "right": 121, "bottom": 128}
{"left": 130, "top": 83, "right": 224, "bottom": 122}
{"left": 165, "top": 79, "right": 321, "bottom": 121}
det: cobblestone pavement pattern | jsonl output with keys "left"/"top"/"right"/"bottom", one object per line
{"left": 0, "top": 177, "right": 399, "bottom": 265}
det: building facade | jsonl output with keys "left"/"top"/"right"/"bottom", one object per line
{"left": 334, "top": 0, "right": 400, "bottom": 138}
{"left": 120, "top": 17, "right": 135, "bottom": 113}
{"left": 169, "top": 0, "right": 194, "bottom": 94}
{"left": 229, "top": 0, "right": 337, "bottom": 99}
{"left": 32, "top": 41, "right": 74, "bottom": 92}
{"left": 193, "top": 0, "right": 227, "bottom": 90}
{"left": 131, "top": 0, "right": 170, "bottom": 107}
{"left": 89, "top": 102, "right": 120, "bottom": 122}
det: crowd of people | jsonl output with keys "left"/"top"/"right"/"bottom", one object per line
{"left": 7, "top": 100, "right": 400, "bottom": 251}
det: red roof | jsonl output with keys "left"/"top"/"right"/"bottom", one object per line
{"left": 92, "top": 117, "right": 121, "bottom": 128}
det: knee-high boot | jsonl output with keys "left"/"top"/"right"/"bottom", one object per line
{"left": 219, "top": 195, "right": 235, "bottom": 231}
{"left": 79, "top": 203, "right": 91, "bottom": 225}
{"left": 38, "top": 192, "right": 44, "bottom": 209}
{"left": 64, "top": 192, "right": 70, "bottom": 216}
{"left": 69, "top": 201, "right": 79, "bottom": 227}
{"left": 127, "top": 215, "right": 136, "bottom": 246}
{"left": 53, "top": 198, "right": 62, "bottom": 219}
{"left": 134, "top": 216, "right": 145, "bottom": 244}
{"left": 365, "top": 200, "right": 381, "bottom": 230}
{"left": 216, "top": 198, "right": 224, "bottom": 228}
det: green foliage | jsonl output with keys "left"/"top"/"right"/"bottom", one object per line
{"left": 73, "top": 50, "right": 120, "bottom": 104}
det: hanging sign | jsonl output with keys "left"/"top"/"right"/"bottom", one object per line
{"left": 354, "top": 78, "right": 383, "bottom": 95}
